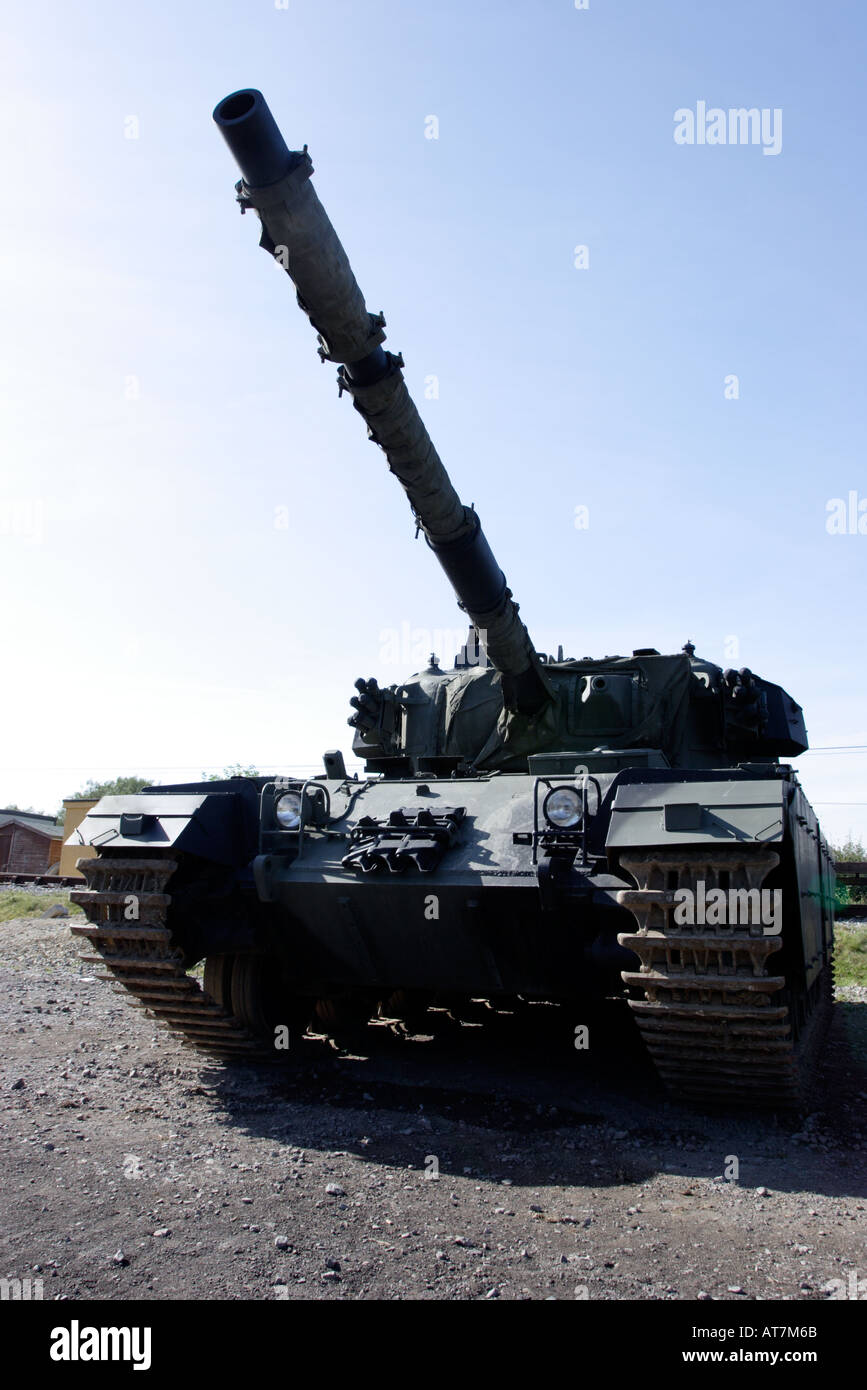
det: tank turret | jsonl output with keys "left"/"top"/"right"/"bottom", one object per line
{"left": 213, "top": 88, "right": 550, "bottom": 719}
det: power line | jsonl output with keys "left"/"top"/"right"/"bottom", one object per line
{"left": 803, "top": 744, "right": 867, "bottom": 753}
{"left": 6, "top": 747, "right": 867, "bottom": 774}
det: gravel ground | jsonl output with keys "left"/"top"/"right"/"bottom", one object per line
{"left": 1, "top": 913, "right": 865, "bottom": 1302}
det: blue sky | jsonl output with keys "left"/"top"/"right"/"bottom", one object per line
{"left": 1, "top": 0, "right": 865, "bottom": 843}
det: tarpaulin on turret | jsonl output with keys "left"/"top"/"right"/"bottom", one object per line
{"left": 451, "top": 654, "right": 694, "bottom": 771}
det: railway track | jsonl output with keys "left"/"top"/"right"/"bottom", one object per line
{"left": 1, "top": 872, "right": 83, "bottom": 889}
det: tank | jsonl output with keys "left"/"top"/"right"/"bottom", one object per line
{"left": 69, "top": 89, "right": 835, "bottom": 1107}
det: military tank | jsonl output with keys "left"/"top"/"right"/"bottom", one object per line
{"left": 69, "top": 88, "right": 835, "bottom": 1107}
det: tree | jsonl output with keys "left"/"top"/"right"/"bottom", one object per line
{"left": 202, "top": 764, "right": 262, "bottom": 781}
{"left": 68, "top": 776, "right": 154, "bottom": 801}
{"left": 831, "top": 836, "right": 866, "bottom": 863}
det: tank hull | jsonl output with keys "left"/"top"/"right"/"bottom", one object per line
{"left": 69, "top": 762, "right": 834, "bottom": 1106}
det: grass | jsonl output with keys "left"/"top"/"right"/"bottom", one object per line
{"left": 0, "top": 889, "right": 85, "bottom": 922}
{"left": 834, "top": 925, "right": 867, "bottom": 987}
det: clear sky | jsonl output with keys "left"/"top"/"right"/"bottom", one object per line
{"left": 1, "top": 0, "right": 865, "bottom": 845}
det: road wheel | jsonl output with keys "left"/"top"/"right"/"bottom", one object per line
{"left": 203, "top": 954, "right": 234, "bottom": 1009}
{"left": 229, "top": 954, "right": 311, "bottom": 1043}
{"left": 314, "top": 992, "right": 375, "bottom": 1029}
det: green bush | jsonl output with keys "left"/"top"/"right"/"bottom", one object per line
{"left": 835, "top": 926, "right": 867, "bottom": 987}
{"left": 831, "top": 837, "right": 867, "bottom": 907}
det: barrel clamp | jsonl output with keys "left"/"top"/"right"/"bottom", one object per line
{"left": 234, "top": 150, "right": 315, "bottom": 213}
{"left": 337, "top": 348, "right": 403, "bottom": 400}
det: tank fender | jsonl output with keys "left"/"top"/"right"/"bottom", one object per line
{"left": 67, "top": 792, "right": 255, "bottom": 867}
{"left": 605, "top": 779, "right": 786, "bottom": 848}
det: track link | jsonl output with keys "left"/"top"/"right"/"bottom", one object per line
{"left": 70, "top": 854, "right": 270, "bottom": 1060}
{"left": 616, "top": 847, "right": 829, "bottom": 1106}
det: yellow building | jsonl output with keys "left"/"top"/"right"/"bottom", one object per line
{"left": 59, "top": 799, "right": 98, "bottom": 878}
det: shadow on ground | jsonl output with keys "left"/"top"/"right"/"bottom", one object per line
{"left": 188, "top": 997, "right": 867, "bottom": 1198}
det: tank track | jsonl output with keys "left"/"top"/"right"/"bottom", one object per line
{"left": 616, "top": 847, "right": 830, "bottom": 1106}
{"left": 70, "top": 853, "right": 270, "bottom": 1060}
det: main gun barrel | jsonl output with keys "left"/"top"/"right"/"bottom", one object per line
{"left": 214, "top": 88, "right": 549, "bottom": 714}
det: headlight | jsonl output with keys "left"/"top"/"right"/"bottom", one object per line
{"left": 543, "top": 786, "right": 582, "bottom": 829}
{"left": 275, "top": 792, "right": 302, "bottom": 830}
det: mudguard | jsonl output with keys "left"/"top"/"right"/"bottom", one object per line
{"left": 67, "top": 792, "right": 256, "bottom": 867}
{"left": 605, "top": 779, "right": 786, "bottom": 848}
